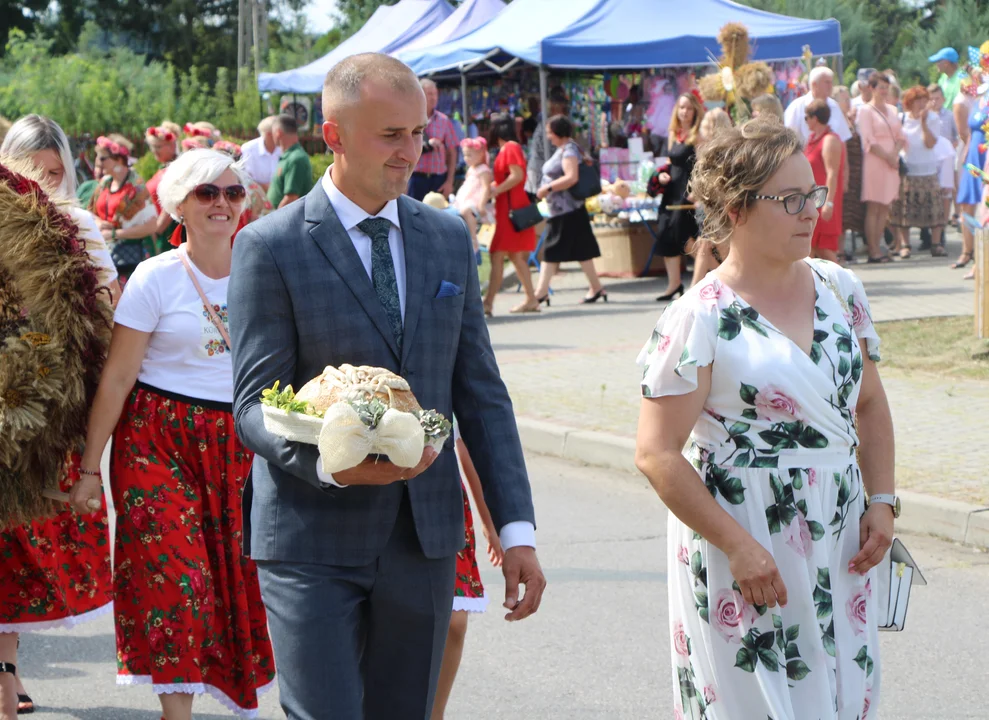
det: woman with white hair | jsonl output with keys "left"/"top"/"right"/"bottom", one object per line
{"left": 69, "top": 149, "right": 276, "bottom": 719}
{"left": 0, "top": 114, "right": 117, "bottom": 717}
{"left": 0, "top": 114, "right": 121, "bottom": 302}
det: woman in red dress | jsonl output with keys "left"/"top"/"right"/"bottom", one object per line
{"left": 70, "top": 148, "right": 275, "bottom": 719}
{"left": 803, "top": 99, "right": 846, "bottom": 263}
{"left": 0, "top": 114, "right": 115, "bottom": 716}
{"left": 89, "top": 134, "right": 159, "bottom": 283}
{"left": 483, "top": 113, "right": 539, "bottom": 316}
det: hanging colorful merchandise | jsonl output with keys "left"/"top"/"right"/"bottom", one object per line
{"left": 0, "top": 159, "right": 113, "bottom": 529}
{"left": 698, "top": 22, "right": 776, "bottom": 124}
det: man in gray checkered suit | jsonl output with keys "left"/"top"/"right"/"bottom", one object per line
{"left": 229, "top": 53, "right": 545, "bottom": 719}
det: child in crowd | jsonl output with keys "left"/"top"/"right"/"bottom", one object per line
{"left": 453, "top": 137, "right": 494, "bottom": 263}
{"left": 430, "top": 423, "right": 503, "bottom": 719}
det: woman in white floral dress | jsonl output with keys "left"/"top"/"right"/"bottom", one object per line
{"left": 635, "top": 120, "right": 896, "bottom": 720}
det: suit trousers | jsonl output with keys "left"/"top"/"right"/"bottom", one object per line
{"left": 256, "top": 490, "right": 457, "bottom": 719}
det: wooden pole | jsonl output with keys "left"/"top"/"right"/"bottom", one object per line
{"left": 237, "top": 0, "right": 245, "bottom": 90}
{"left": 539, "top": 65, "right": 550, "bottom": 160}
{"left": 976, "top": 229, "right": 989, "bottom": 338}
{"left": 461, "top": 71, "right": 469, "bottom": 131}
{"left": 252, "top": 0, "right": 263, "bottom": 85}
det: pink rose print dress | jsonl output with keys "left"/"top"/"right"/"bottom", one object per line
{"left": 638, "top": 258, "right": 882, "bottom": 720}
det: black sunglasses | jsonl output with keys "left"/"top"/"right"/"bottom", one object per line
{"left": 192, "top": 183, "right": 247, "bottom": 205}
{"left": 753, "top": 186, "right": 828, "bottom": 215}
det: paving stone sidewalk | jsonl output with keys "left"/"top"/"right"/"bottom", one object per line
{"left": 486, "top": 229, "right": 989, "bottom": 506}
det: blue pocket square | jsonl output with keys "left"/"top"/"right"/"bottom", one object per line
{"left": 435, "top": 281, "right": 463, "bottom": 299}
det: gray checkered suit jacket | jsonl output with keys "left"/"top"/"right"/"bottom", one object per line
{"left": 229, "top": 184, "right": 535, "bottom": 566}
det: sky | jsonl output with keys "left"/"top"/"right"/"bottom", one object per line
{"left": 305, "top": 0, "right": 338, "bottom": 34}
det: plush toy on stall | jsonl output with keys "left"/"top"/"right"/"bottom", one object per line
{"left": 698, "top": 22, "right": 775, "bottom": 124}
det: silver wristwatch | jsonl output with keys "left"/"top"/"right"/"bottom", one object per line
{"left": 868, "top": 493, "right": 901, "bottom": 518}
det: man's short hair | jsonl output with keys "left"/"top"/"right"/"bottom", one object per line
{"left": 420, "top": 78, "right": 437, "bottom": 92}
{"left": 258, "top": 116, "right": 277, "bottom": 134}
{"left": 322, "top": 52, "right": 421, "bottom": 117}
{"left": 275, "top": 114, "right": 299, "bottom": 135}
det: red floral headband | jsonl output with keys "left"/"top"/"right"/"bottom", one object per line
{"left": 183, "top": 123, "right": 217, "bottom": 139}
{"left": 181, "top": 137, "right": 209, "bottom": 151}
{"left": 213, "top": 140, "right": 242, "bottom": 157}
{"left": 460, "top": 136, "right": 488, "bottom": 151}
{"left": 146, "top": 126, "right": 176, "bottom": 142}
{"left": 96, "top": 136, "right": 129, "bottom": 158}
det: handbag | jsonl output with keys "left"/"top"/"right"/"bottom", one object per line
{"left": 178, "top": 246, "right": 232, "bottom": 351}
{"left": 569, "top": 153, "right": 602, "bottom": 200}
{"left": 876, "top": 537, "right": 926, "bottom": 632}
{"left": 109, "top": 238, "right": 147, "bottom": 270}
{"left": 507, "top": 190, "right": 543, "bottom": 232}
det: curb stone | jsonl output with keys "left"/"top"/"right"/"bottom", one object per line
{"left": 515, "top": 417, "right": 989, "bottom": 550}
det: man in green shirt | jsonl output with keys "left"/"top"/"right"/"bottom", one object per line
{"left": 267, "top": 114, "right": 314, "bottom": 208}
{"left": 929, "top": 47, "right": 961, "bottom": 109}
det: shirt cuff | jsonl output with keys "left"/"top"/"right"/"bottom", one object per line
{"left": 499, "top": 521, "right": 535, "bottom": 551}
{"left": 315, "top": 458, "right": 347, "bottom": 488}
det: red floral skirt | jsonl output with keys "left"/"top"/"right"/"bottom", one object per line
{"left": 0, "top": 454, "right": 112, "bottom": 632}
{"left": 111, "top": 385, "right": 275, "bottom": 717}
{"left": 453, "top": 483, "right": 487, "bottom": 612}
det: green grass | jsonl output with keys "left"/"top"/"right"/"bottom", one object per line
{"left": 877, "top": 316, "right": 989, "bottom": 380}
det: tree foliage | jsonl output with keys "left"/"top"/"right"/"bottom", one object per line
{"left": 0, "top": 26, "right": 264, "bottom": 135}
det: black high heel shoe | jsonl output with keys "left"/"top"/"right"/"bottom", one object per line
{"left": 536, "top": 294, "right": 551, "bottom": 307}
{"left": 580, "top": 289, "right": 607, "bottom": 304}
{"left": 656, "top": 284, "right": 684, "bottom": 302}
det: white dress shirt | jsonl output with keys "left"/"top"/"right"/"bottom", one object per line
{"left": 240, "top": 137, "right": 282, "bottom": 186}
{"left": 784, "top": 93, "right": 853, "bottom": 144}
{"left": 314, "top": 169, "right": 536, "bottom": 551}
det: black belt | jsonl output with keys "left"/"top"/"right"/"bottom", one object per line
{"left": 135, "top": 381, "right": 233, "bottom": 413}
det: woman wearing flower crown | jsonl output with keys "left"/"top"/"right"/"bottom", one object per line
{"left": 89, "top": 134, "right": 159, "bottom": 283}
{"left": 144, "top": 123, "right": 182, "bottom": 251}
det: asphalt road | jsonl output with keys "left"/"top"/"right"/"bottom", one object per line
{"left": 13, "top": 453, "right": 989, "bottom": 718}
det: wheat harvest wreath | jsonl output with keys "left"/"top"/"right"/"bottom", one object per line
{"left": 0, "top": 160, "right": 112, "bottom": 530}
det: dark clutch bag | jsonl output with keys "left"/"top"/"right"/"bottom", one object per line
{"left": 508, "top": 201, "right": 543, "bottom": 232}
{"left": 898, "top": 157, "right": 908, "bottom": 178}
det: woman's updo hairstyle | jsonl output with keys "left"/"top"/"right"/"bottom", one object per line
{"left": 689, "top": 118, "right": 802, "bottom": 244}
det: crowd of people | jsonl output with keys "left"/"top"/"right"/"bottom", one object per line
{"left": 0, "top": 57, "right": 539, "bottom": 720}
{"left": 2, "top": 39, "right": 985, "bottom": 719}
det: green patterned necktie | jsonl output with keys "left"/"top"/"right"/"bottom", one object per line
{"left": 356, "top": 217, "right": 403, "bottom": 351}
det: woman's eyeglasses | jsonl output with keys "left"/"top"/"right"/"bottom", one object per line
{"left": 192, "top": 183, "right": 247, "bottom": 205}
{"left": 752, "top": 186, "right": 828, "bottom": 215}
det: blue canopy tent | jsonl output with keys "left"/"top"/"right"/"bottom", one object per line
{"left": 397, "top": 0, "right": 506, "bottom": 53}
{"left": 541, "top": 0, "right": 841, "bottom": 68}
{"left": 399, "top": 0, "right": 841, "bottom": 154}
{"left": 400, "top": 0, "right": 840, "bottom": 76}
{"left": 258, "top": 0, "right": 454, "bottom": 93}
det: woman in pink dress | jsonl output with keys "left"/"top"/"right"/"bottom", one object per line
{"left": 856, "top": 72, "right": 905, "bottom": 263}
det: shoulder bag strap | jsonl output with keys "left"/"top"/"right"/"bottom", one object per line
{"left": 178, "top": 246, "right": 232, "bottom": 351}
{"left": 867, "top": 103, "right": 893, "bottom": 133}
